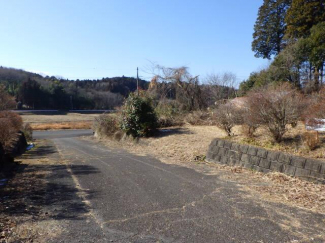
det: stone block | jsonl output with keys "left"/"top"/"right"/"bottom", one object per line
{"left": 239, "top": 144, "right": 249, "bottom": 154}
{"left": 321, "top": 164, "right": 325, "bottom": 175}
{"left": 252, "top": 165, "right": 262, "bottom": 172}
{"left": 294, "top": 168, "right": 311, "bottom": 178}
{"left": 217, "top": 140, "right": 225, "bottom": 147}
{"left": 231, "top": 143, "right": 240, "bottom": 151}
{"left": 215, "top": 155, "right": 222, "bottom": 162}
{"left": 223, "top": 140, "right": 232, "bottom": 149}
{"left": 270, "top": 161, "right": 283, "bottom": 172}
{"left": 241, "top": 154, "right": 250, "bottom": 163}
{"left": 278, "top": 153, "right": 291, "bottom": 164}
{"left": 210, "top": 139, "right": 219, "bottom": 146}
{"left": 233, "top": 159, "right": 242, "bottom": 166}
{"left": 259, "top": 159, "right": 271, "bottom": 169}
{"left": 267, "top": 151, "right": 280, "bottom": 161}
{"left": 250, "top": 156, "right": 261, "bottom": 166}
{"left": 304, "top": 159, "right": 322, "bottom": 172}
{"left": 228, "top": 150, "right": 241, "bottom": 160}
{"left": 218, "top": 148, "right": 228, "bottom": 157}
{"left": 228, "top": 158, "right": 237, "bottom": 166}
{"left": 247, "top": 147, "right": 258, "bottom": 156}
{"left": 212, "top": 152, "right": 221, "bottom": 161}
{"left": 221, "top": 156, "right": 228, "bottom": 164}
{"left": 257, "top": 148, "right": 268, "bottom": 159}
{"left": 211, "top": 146, "right": 220, "bottom": 154}
{"left": 208, "top": 143, "right": 216, "bottom": 152}
{"left": 206, "top": 152, "right": 214, "bottom": 160}
{"left": 282, "top": 165, "right": 296, "bottom": 176}
{"left": 310, "top": 171, "right": 325, "bottom": 180}
{"left": 228, "top": 150, "right": 236, "bottom": 157}
{"left": 291, "top": 156, "right": 306, "bottom": 168}
{"left": 244, "top": 162, "right": 254, "bottom": 169}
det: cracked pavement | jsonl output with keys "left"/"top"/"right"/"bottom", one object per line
{"left": 34, "top": 130, "right": 325, "bottom": 243}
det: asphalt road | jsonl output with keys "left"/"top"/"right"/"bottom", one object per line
{"left": 34, "top": 129, "right": 94, "bottom": 139}
{"left": 34, "top": 130, "right": 325, "bottom": 243}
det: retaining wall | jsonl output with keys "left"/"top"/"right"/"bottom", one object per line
{"left": 206, "top": 138, "right": 325, "bottom": 183}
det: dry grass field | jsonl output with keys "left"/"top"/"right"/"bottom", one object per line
{"left": 20, "top": 112, "right": 100, "bottom": 130}
{"left": 30, "top": 121, "right": 92, "bottom": 130}
{"left": 20, "top": 112, "right": 99, "bottom": 124}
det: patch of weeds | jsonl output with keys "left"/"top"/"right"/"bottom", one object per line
{"left": 193, "top": 154, "right": 206, "bottom": 162}
{"left": 241, "top": 137, "right": 260, "bottom": 147}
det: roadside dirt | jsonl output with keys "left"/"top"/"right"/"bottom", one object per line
{"left": 0, "top": 140, "right": 62, "bottom": 243}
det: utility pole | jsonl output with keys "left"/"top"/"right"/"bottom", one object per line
{"left": 137, "top": 67, "right": 139, "bottom": 96}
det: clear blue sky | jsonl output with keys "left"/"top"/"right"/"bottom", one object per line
{"left": 0, "top": 0, "right": 269, "bottom": 84}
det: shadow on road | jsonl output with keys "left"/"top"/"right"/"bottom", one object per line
{"left": 156, "top": 127, "right": 194, "bottom": 138}
{"left": 0, "top": 141, "right": 100, "bottom": 223}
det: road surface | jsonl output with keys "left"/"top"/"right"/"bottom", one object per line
{"left": 33, "top": 130, "right": 325, "bottom": 242}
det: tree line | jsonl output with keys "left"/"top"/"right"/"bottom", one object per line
{"left": 240, "top": 0, "right": 325, "bottom": 94}
{"left": 0, "top": 66, "right": 148, "bottom": 110}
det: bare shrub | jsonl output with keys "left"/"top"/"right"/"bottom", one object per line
{"left": 302, "top": 131, "right": 320, "bottom": 150}
{"left": 213, "top": 103, "right": 241, "bottom": 136}
{"left": 113, "top": 131, "right": 124, "bottom": 141}
{"left": 246, "top": 83, "right": 305, "bottom": 142}
{"left": 93, "top": 114, "right": 120, "bottom": 138}
{"left": 185, "top": 110, "right": 214, "bottom": 126}
{"left": 155, "top": 99, "right": 184, "bottom": 127}
{"left": 149, "top": 65, "right": 206, "bottom": 111}
{"left": 22, "top": 123, "right": 33, "bottom": 141}
{"left": 0, "top": 84, "right": 16, "bottom": 110}
{"left": 305, "top": 87, "right": 325, "bottom": 119}
{"left": 241, "top": 104, "right": 260, "bottom": 138}
{"left": 241, "top": 124, "right": 258, "bottom": 138}
{"left": 0, "top": 111, "right": 23, "bottom": 131}
{"left": 0, "top": 111, "right": 23, "bottom": 150}
{"left": 203, "top": 72, "right": 238, "bottom": 106}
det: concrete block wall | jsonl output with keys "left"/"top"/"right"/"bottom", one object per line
{"left": 206, "top": 138, "right": 325, "bottom": 183}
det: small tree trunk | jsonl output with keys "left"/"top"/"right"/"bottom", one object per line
{"left": 314, "top": 68, "right": 320, "bottom": 91}
{"left": 321, "top": 63, "right": 324, "bottom": 87}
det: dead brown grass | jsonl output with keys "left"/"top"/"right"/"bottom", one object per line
{"left": 31, "top": 121, "right": 92, "bottom": 130}
{"left": 216, "top": 164, "right": 325, "bottom": 213}
{"left": 229, "top": 122, "right": 325, "bottom": 160}
{"left": 20, "top": 112, "right": 99, "bottom": 124}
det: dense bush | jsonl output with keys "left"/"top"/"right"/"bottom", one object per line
{"left": 93, "top": 114, "right": 120, "bottom": 138}
{"left": 0, "top": 111, "right": 23, "bottom": 150}
{"left": 213, "top": 103, "right": 241, "bottom": 136}
{"left": 245, "top": 83, "right": 305, "bottom": 142}
{"left": 120, "top": 93, "right": 158, "bottom": 137}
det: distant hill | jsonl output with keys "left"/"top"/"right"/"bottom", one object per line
{"left": 0, "top": 66, "right": 149, "bottom": 110}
